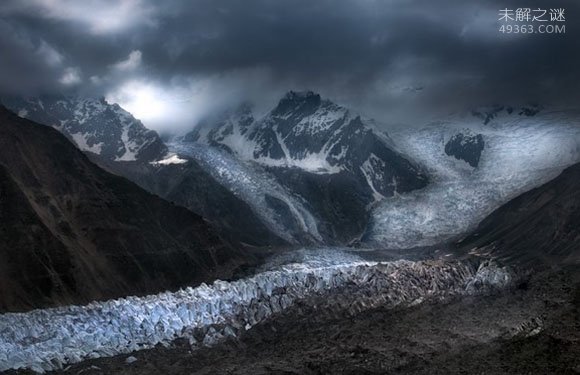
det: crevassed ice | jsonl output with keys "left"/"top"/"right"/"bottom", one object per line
{"left": 367, "top": 110, "right": 580, "bottom": 248}
{"left": 0, "top": 259, "right": 512, "bottom": 373}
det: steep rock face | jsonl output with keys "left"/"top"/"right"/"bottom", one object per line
{"left": 1, "top": 96, "right": 167, "bottom": 163}
{"left": 187, "top": 92, "right": 428, "bottom": 198}
{"left": 103, "top": 159, "right": 291, "bottom": 247}
{"left": 263, "top": 168, "right": 371, "bottom": 243}
{"left": 457, "top": 163, "right": 580, "bottom": 265}
{"left": 2, "top": 96, "right": 289, "bottom": 247}
{"left": 0, "top": 107, "right": 240, "bottom": 312}
{"left": 183, "top": 91, "right": 429, "bottom": 244}
{"left": 165, "top": 142, "right": 323, "bottom": 245}
{"left": 445, "top": 132, "right": 485, "bottom": 168}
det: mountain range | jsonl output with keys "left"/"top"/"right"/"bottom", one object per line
{"left": 185, "top": 91, "right": 427, "bottom": 198}
{"left": 1, "top": 96, "right": 167, "bottom": 163}
{"left": 1, "top": 95, "right": 290, "bottom": 246}
{"left": 180, "top": 91, "right": 429, "bottom": 243}
{"left": 364, "top": 104, "right": 580, "bottom": 249}
{"left": 4, "top": 92, "right": 430, "bottom": 246}
{"left": 0, "top": 92, "right": 579, "bottom": 358}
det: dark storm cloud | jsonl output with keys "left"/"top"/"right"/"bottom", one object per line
{"left": 1, "top": 0, "right": 579, "bottom": 128}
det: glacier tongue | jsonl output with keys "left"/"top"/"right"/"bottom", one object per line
{"left": 0, "top": 258, "right": 513, "bottom": 373}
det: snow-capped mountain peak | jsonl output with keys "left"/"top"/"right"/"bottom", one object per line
{"left": 2, "top": 96, "right": 167, "bottom": 163}
{"left": 184, "top": 91, "right": 428, "bottom": 199}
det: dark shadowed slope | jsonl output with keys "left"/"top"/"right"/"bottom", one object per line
{"left": 457, "top": 162, "right": 580, "bottom": 266}
{"left": 3, "top": 96, "right": 292, "bottom": 247}
{"left": 0, "top": 106, "right": 243, "bottom": 312}
{"left": 94, "top": 157, "right": 292, "bottom": 247}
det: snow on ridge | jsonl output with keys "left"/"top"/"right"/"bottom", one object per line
{"left": 263, "top": 127, "right": 343, "bottom": 174}
{"left": 73, "top": 99, "right": 107, "bottom": 125}
{"left": 291, "top": 105, "right": 347, "bottom": 136}
{"left": 6, "top": 96, "right": 164, "bottom": 163}
{"left": 213, "top": 122, "right": 349, "bottom": 175}
{"left": 0, "top": 259, "right": 513, "bottom": 373}
{"left": 192, "top": 97, "right": 390, "bottom": 175}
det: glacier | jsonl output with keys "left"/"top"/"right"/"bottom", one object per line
{"left": 169, "top": 142, "right": 323, "bottom": 244}
{"left": 0, "top": 256, "right": 514, "bottom": 373}
{"left": 366, "top": 109, "right": 580, "bottom": 248}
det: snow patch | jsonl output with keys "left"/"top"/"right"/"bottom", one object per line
{"left": 115, "top": 126, "right": 138, "bottom": 161}
{"left": 360, "top": 154, "right": 387, "bottom": 201}
{"left": 70, "top": 132, "right": 103, "bottom": 155}
{"left": 256, "top": 152, "right": 343, "bottom": 174}
{"left": 292, "top": 105, "right": 347, "bottom": 136}
{"left": 150, "top": 154, "right": 188, "bottom": 166}
{"left": 191, "top": 102, "right": 358, "bottom": 175}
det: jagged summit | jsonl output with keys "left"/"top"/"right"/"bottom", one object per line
{"left": 272, "top": 90, "right": 323, "bottom": 116}
{"left": 185, "top": 91, "right": 427, "bottom": 198}
{"left": 283, "top": 90, "right": 319, "bottom": 100}
{"left": 1, "top": 95, "right": 167, "bottom": 163}
{"left": 179, "top": 91, "right": 428, "bottom": 244}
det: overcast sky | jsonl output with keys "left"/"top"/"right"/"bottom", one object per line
{"left": 0, "top": 0, "right": 578, "bottom": 132}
